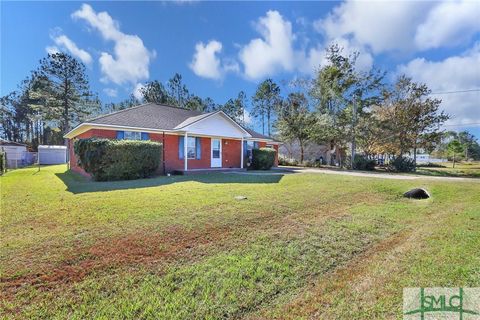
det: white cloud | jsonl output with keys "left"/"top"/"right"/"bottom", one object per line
{"left": 45, "top": 46, "right": 60, "bottom": 55}
{"left": 243, "top": 109, "right": 252, "bottom": 125}
{"left": 297, "top": 37, "right": 373, "bottom": 74}
{"left": 72, "top": 3, "right": 155, "bottom": 85}
{"left": 239, "top": 10, "right": 296, "bottom": 80}
{"left": 103, "top": 88, "right": 118, "bottom": 97}
{"left": 232, "top": 10, "right": 373, "bottom": 81}
{"left": 398, "top": 43, "right": 480, "bottom": 125}
{"left": 189, "top": 40, "right": 223, "bottom": 80}
{"left": 315, "top": 0, "right": 480, "bottom": 54}
{"left": 49, "top": 34, "right": 93, "bottom": 65}
{"left": 316, "top": 1, "right": 433, "bottom": 54}
{"left": 133, "top": 83, "right": 145, "bottom": 100}
{"left": 189, "top": 40, "right": 240, "bottom": 80}
{"left": 415, "top": 0, "right": 480, "bottom": 50}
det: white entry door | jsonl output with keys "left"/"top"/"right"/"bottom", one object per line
{"left": 211, "top": 138, "right": 222, "bottom": 167}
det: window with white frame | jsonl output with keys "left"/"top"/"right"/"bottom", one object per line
{"left": 124, "top": 131, "right": 141, "bottom": 140}
{"left": 187, "top": 137, "right": 196, "bottom": 159}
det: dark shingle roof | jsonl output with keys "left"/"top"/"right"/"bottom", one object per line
{"left": 84, "top": 103, "right": 276, "bottom": 141}
{"left": 88, "top": 103, "right": 203, "bottom": 130}
{"left": 243, "top": 127, "right": 274, "bottom": 140}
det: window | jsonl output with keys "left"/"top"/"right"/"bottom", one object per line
{"left": 212, "top": 139, "right": 220, "bottom": 158}
{"left": 124, "top": 131, "right": 141, "bottom": 140}
{"left": 266, "top": 144, "right": 274, "bottom": 149}
{"left": 187, "top": 137, "right": 196, "bottom": 159}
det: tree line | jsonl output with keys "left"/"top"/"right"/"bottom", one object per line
{"left": 2, "top": 47, "right": 478, "bottom": 166}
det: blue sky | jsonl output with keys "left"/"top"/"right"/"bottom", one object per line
{"left": 2, "top": 1, "right": 480, "bottom": 137}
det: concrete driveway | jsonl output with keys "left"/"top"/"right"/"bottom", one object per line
{"left": 269, "top": 166, "right": 480, "bottom": 182}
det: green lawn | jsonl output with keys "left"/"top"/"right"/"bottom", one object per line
{"left": 416, "top": 161, "right": 480, "bottom": 178}
{"left": 1, "top": 165, "right": 479, "bottom": 319}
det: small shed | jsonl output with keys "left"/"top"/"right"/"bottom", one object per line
{"left": 38, "top": 145, "right": 67, "bottom": 165}
{"left": 0, "top": 139, "right": 28, "bottom": 168}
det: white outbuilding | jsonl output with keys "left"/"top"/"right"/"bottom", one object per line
{"left": 38, "top": 145, "right": 67, "bottom": 165}
{"left": 0, "top": 139, "right": 28, "bottom": 168}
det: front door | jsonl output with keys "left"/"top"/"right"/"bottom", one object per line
{"left": 211, "top": 138, "right": 222, "bottom": 167}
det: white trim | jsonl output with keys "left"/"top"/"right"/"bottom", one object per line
{"left": 177, "top": 111, "right": 251, "bottom": 136}
{"left": 240, "top": 137, "right": 244, "bottom": 169}
{"left": 64, "top": 123, "right": 177, "bottom": 139}
{"left": 210, "top": 138, "right": 222, "bottom": 168}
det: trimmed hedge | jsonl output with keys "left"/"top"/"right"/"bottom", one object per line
{"left": 252, "top": 148, "right": 276, "bottom": 170}
{"left": 74, "top": 138, "right": 162, "bottom": 181}
{"left": 0, "top": 151, "right": 6, "bottom": 175}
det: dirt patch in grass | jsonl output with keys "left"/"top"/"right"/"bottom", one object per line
{"left": 255, "top": 203, "right": 466, "bottom": 319}
{"left": 1, "top": 191, "right": 387, "bottom": 306}
{"left": 1, "top": 224, "right": 234, "bottom": 300}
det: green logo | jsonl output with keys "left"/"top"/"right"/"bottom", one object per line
{"left": 403, "top": 288, "right": 480, "bottom": 320}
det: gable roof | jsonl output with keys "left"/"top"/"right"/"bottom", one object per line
{"left": 0, "top": 139, "right": 27, "bottom": 147}
{"left": 88, "top": 103, "right": 203, "bottom": 130}
{"left": 174, "top": 112, "right": 216, "bottom": 129}
{"left": 65, "top": 103, "right": 278, "bottom": 142}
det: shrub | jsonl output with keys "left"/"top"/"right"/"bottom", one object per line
{"left": 74, "top": 138, "right": 162, "bottom": 181}
{"left": 252, "top": 148, "right": 276, "bottom": 170}
{"left": 0, "top": 151, "right": 6, "bottom": 175}
{"left": 301, "top": 160, "right": 322, "bottom": 168}
{"left": 278, "top": 156, "right": 299, "bottom": 166}
{"left": 351, "top": 154, "right": 376, "bottom": 171}
{"left": 388, "top": 156, "right": 416, "bottom": 172}
{"left": 418, "top": 162, "right": 446, "bottom": 168}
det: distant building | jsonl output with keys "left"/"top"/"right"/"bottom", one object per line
{"left": 405, "top": 149, "right": 446, "bottom": 163}
{"left": 0, "top": 139, "right": 31, "bottom": 168}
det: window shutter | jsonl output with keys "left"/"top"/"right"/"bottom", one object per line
{"left": 195, "top": 137, "right": 201, "bottom": 159}
{"left": 116, "top": 131, "right": 125, "bottom": 139}
{"left": 243, "top": 140, "right": 248, "bottom": 156}
{"left": 141, "top": 132, "right": 149, "bottom": 140}
{"left": 253, "top": 141, "right": 259, "bottom": 149}
{"left": 178, "top": 136, "right": 184, "bottom": 159}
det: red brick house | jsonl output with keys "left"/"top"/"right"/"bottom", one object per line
{"left": 65, "top": 103, "right": 280, "bottom": 175}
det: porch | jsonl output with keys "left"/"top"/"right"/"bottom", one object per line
{"left": 173, "top": 168, "right": 247, "bottom": 175}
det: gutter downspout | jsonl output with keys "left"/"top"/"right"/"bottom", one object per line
{"left": 184, "top": 131, "right": 188, "bottom": 171}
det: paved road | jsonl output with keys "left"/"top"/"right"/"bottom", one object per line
{"left": 268, "top": 166, "right": 480, "bottom": 182}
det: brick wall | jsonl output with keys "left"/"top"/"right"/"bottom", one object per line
{"left": 222, "top": 138, "right": 241, "bottom": 168}
{"left": 69, "top": 128, "right": 278, "bottom": 175}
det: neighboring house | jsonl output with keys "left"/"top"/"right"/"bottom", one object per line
{"left": 0, "top": 139, "right": 29, "bottom": 168}
{"left": 64, "top": 103, "right": 280, "bottom": 175}
{"left": 405, "top": 152, "right": 447, "bottom": 163}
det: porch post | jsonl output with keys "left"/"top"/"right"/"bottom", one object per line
{"left": 240, "top": 137, "right": 244, "bottom": 169}
{"left": 184, "top": 131, "right": 188, "bottom": 171}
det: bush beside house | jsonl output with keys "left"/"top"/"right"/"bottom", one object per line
{"left": 252, "top": 148, "right": 276, "bottom": 170}
{"left": 74, "top": 138, "right": 162, "bottom": 181}
{"left": 0, "top": 151, "right": 6, "bottom": 175}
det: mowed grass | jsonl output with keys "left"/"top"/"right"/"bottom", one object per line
{"left": 1, "top": 165, "right": 479, "bottom": 319}
{"left": 416, "top": 161, "right": 480, "bottom": 178}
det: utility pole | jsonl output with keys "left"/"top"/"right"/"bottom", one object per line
{"left": 350, "top": 97, "right": 357, "bottom": 169}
